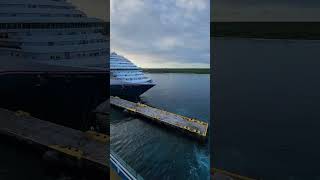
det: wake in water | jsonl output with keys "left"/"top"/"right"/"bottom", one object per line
{"left": 188, "top": 144, "right": 210, "bottom": 180}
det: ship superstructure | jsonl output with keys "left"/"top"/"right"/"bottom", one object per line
{"left": 0, "top": 0, "right": 108, "bottom": 70}
{"left": 110, "top": 52, "right": 155, "bottom": 97}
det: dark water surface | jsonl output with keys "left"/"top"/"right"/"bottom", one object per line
{"left": 213, "top": 38, "right": 320, "bottom": 179}
{"left": 111, "top": 73, "right": 210, "bottom": 180}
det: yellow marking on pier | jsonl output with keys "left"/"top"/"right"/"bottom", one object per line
{"left": 15, "top": 110, "right": 31, "bottom": 117}
{"left": 110, "top": 96, "right": 208, "bottom": 139}
{"left": 85, "top": 130, "right": 109, "bottom": 143}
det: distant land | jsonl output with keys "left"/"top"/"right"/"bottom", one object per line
{"left": 211, "top": 22, "right": 320, "bottom": 39}
{"left": 142, "top": 68, "right": 210, "bottom": 74}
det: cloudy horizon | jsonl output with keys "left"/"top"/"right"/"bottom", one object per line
{"left": 111, "top": 0, "right": 210, "bottom": 68}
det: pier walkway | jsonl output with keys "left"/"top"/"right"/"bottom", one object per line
{"left": 110, "top": 96, "right": 208, "bottom": 139}
{"left": 0, "top": 108, "right": 108, "bottom": 174}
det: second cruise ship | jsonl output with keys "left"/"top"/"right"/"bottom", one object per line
{"left": 0, "top": 0, "right": 109, "bottom": 130}
{"left": 110, "top": 52, "right": 155, "bottom": 97}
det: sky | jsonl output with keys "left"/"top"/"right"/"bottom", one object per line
{"left": 110, "top": 0, "right": 210, "bottom": 68}
{"left": 212, "top": 0, "right": 320, "bottom": 21}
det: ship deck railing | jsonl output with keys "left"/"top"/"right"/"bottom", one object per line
{"left": 110, "top": 150, "right": 144, "bottom": 180}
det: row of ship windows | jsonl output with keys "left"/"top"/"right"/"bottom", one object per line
{"left": 110, "top": 64, "right": 138, "bottom": 69}
{"left": 110, "top": 65, "right": 135, "bottom": 67}
{"left": 113, "top": 74, "right": 143, "bottom": 76}
{"left": 113, "top": 71, "right": 143, "bottom": 74}
{"left": 117, "top": 77, "right": 149, "bottom": 81}
{"left": 110, "top": 62, "right": 133, "bottom": 65}
{"left": 111, "top": 68, "right": 139, "bottom": 70}
{"left": 49, "top": 52, "right": 102, "bottom": 60}
{"left": 112, "top": 71, "right": 143, "bottom": 76}
{"left": 0, "top": 39, "right": 107, "bottom": 46}
{"left": 0, "top": 4, "right": 73, "bottom": 9}
{"left": 0, "top": 31, "right": 103, "bottom": 38}
{"left": 48, "top": 39, "right": 107, "bottom": 46}
{"left": 110, "top": 61, "right": 127, "bottom": 63}
{"left": 110, "top": 61, "right": 132, "bottom": 64}
{"left": 114, "top": 74, "right": 145, "bottom": 77}
{"left": 112, "top": 70, "right": 142, "bottom": 73}
{"left": 111, "top": 64, "right": 136, "bottom": 66}
{"left": 8, "top": 50, "right": 108, "bottom": 60}
{"left": 0, "top": 13, "right": 84, "bottom": 18}
{"left": 110, "top": 57, "right": 128, "bottom": 60}
{"left": 0, "top": 23, "right": 105, "bottom": 29}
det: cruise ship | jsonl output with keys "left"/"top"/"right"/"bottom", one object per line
{"left": 0, "top": 0, "right": 109, "bottom": 130}
{"left": 110, "top": 52, "right": 155, "bottom": 97}
{"left": 0, "top": 0, "right": 108, "bottom": 70}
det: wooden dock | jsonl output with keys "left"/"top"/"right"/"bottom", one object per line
{"left": 110, "top": 96, "right": 208, "bottom": 139}
{"left": 0, "top": 108, "right": 109, "bottom": 174}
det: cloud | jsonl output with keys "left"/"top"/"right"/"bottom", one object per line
{"left": 154, "top": 36, "right": 183, "bottom": 50}
{"left": 176, "top": 0, "right": 207, "bottom": 11}
{"left": 111, "top": 0, "right": 210, "bottom": 68}
{"left": 111, "top": 0, "right": 145, "bottom": 24}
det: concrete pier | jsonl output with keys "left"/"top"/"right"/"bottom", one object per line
{"left": 0, "top": 108, "right": 109, "bottom": 174}
{"left": 110, "top": 96, "right": 208, "bottom": 139}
